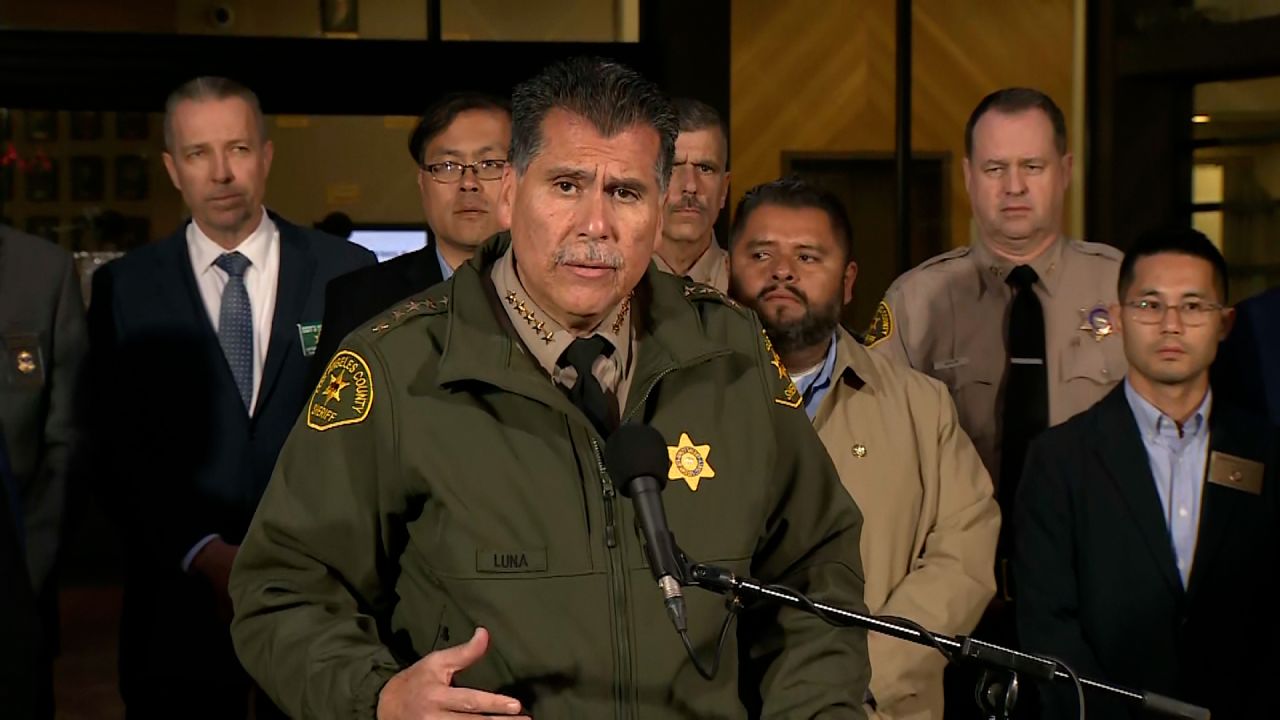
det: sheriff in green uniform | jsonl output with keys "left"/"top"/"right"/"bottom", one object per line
{"left": 230, "top": 57, "right": 870, "bottom": 720}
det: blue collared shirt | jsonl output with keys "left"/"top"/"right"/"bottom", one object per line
{"left": 1123, "top": 379, "right": 1212, "bottom": 588}
{"left": 435, "top": 241, "right": 455, "bottom": 281}
{"left": 791, "top": 334, "right": 839, "bottom": 420}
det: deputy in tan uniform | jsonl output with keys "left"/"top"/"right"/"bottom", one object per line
{"left": 730, "top": 176, "right": 999, "bottom": 719}
{"left": 867, "top": 87, "right": 1123, "bottom": 714}
{"left": 652, "top": 97, "right": 731, "bottom": 291}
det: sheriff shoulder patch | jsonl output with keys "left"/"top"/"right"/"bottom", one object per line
{"left": 762, "top": 330, "right": 802, "bottom": 409}
{"left": 863, "top": 300, "right": 894, "bottom": 348}
{"left": 307, "top": 350, "right": 374, "bottom": 431}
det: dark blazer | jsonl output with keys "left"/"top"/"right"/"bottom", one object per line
{"left": 308, "top": 239, "right": 442, "bottom": 387}
{"left": 1213, "top": 286, "right": 1280, "bottom": 426}
{"left": 86, "top": 211, "right": 374, "bottom": 709}
{"left": 0, "top": 481, "right": 39, "bottom": 718}
{"left": 0, "top": 225, "right": 87, "bottom": 598}
{"left": 1014, "top": 384, "right": 1280, "bottom": 719}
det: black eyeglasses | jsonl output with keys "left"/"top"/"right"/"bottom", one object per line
{"left": 422, "top": 159, "right": 507, "bottom": 183}
{"left": 1123, "top": 298, "right": 1224, "bottom": 326}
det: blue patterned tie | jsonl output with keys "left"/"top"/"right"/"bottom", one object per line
{"left": 215, "top": 252, "right": 254, "bottom": 411}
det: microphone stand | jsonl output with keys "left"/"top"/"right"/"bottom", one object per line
{"left": 684, "top": 562, "right": 1210, "bottom": 720}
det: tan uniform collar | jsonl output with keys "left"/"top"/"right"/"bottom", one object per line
{"left": 653, "top": 234, "right": 729, "bottom": 287}
{"left": 492, "top": 247, "right": 632, "bottom": 379}
{"left": 970, "top": 234, "right": 1067, "bottom": 299}
{"left": 811, "top": 327, "right": 882, "bottom": 427}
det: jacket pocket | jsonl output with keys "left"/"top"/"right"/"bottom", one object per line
{"left": 1061, "top": 337, "right": 1124, "bottom": 386}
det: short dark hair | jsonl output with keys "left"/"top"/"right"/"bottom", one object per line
{"left": 671, "top": 97, "right": 729, "bottom": 168}
{"left": 729, "top": 175, "right": 853, "bottom": 261}
{"left": 510, "top": 56, "right": 677, "bottom": 191}
{"left": 164, "top": 76, "right": 266, "bottom": 151}
{"left": 964, "top": 87, "right": 1068, "bottom": 158}
{"left": 408, "top": 91, "right": 511, "bottom": 167}
{"left": 1118, "top": 227, "right": 1229, "bottom": 302}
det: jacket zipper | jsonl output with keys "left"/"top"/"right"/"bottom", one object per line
{"left": 592, "top": 437, "right": 632, "bottom": 720}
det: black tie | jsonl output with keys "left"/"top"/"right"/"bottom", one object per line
{"left": 997, "top": 265, "right": 1048, "bottom": 598}
{"left": 559, "top": 335, "right": 614, "bottom": 437}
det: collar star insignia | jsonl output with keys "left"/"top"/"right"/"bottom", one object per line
{"left": 668, "top": 432, "right": 715, "bottom": 492}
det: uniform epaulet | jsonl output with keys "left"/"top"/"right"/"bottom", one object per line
{"left": 914, "top": 245, "right": 971, "bottom": 271}
{"left": 368, "top": 290, "right": 451, "bottom": 336}
{"left": 682, "top": 280, "right": 744, "bottom": 311}
{"left": 1069, "top": 239, "right": 1124, "bottom": 262}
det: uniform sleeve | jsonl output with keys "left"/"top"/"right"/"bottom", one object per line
{"left": 867, "top": 380, "right": 999, "bottom": 712}
{"left": 1014, "top": 434, "right": 1108, "bottom": 719}
{"left": 23, "top": 252, "right": 87, "bottom": 594}
{"left": 864, "top": 284, "right": 913, "bottom": 368}
{"left": 230, "top": 333, "right": 406, "bottom": 719}
{"left": 739, "top": 322, "right": 870, "bottom": 719}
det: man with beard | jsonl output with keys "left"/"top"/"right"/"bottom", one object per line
{"left": 729, "top": 177, "right": 999, "bottom": 719}
{"left": 229, "top": 57, "right": 870, "bottom": 719}
{"left": 652, "top": 98, "right": 731, "bottom": 292}
{"left": 311, "top": 92, "right": 511, "bottom": 381}
{"left": 1016, "top": 228, "right": 1280, "bottom": 719}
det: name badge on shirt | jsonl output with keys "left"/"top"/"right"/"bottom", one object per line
{"left": 1207, "top": 451, "right": 1264, "bottom": 495}
{"left": 297, "top": 323, "right": 322, "bottom": 357}
{"left": 933, "top": 357, "right": 969, "bottom": 371}
{"left": 4, "top": 333, "right": 44, "bottom": 388}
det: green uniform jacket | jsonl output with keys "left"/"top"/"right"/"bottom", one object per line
{"left": 230, "top": 236, "right": 870, "bottom": 719}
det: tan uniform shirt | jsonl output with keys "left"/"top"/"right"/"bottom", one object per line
{"left": 653, "top": 239, "right": 731, "bottom": 293}
{"left": 814, "top": 328, "right": 999, "bottom": 719}
{"left": 492, "top": 248, "right": 636, "bottom": 416}
{"left": 866, "top": 237, "right": 1127, "bottom": 490}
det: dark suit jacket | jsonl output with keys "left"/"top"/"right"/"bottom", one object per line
{"left": 1213, "top": 286, "right": 1280, "bottom": 426}
{"left": 1015, "top": 384, "right": 1280, "bottom": 719}
{"left": 308, "top": 239, "right": 442, "bottom": 387}
{"left": 0, "top": 225, "right": 87, "bottom": 598}
{"left": 86, "top": 211, "right": 374, "bottom": 700}
{"left": 0, "top": 469, "right": 40, "bottom": 718}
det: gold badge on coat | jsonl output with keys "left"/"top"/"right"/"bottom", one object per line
{"left": 4, "top": 333, "right": 44, "bottom": 387}
{"left": 668, "top": 432, "right": 716, "bottom": 492}
{"left": 307, "top": 349, "right": 374, "bottom": 431}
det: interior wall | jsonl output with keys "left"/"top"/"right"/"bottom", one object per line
{"left": 731, "top": 0, "right": 1077, "bottom": 250}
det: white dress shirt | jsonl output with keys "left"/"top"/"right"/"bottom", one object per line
{"left": 186, "top": 208, "right": 280, "bottom": 416}
{"left": 181, "top": 208, "right": 280, "bottom": 571}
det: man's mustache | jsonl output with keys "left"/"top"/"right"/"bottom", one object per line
{"left": 553, "top": 241, "right": 624, "bottom": 269}
{"left": 672, "top": 196, "right": 705, "bottom": 213}
{"left": 757, "top": 283, "right": 808, "bottom": 306}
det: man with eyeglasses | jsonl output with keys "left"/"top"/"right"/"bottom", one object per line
{"left": 310, "top": 92, "right": 511, "bottom": 380}
{"left": 1015, "top": 228, "right": 1280, "bottom": 720}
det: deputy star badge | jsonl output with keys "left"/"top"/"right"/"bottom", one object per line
{"left": 668, "top": 432, "right": 716, "bottom": 491}
{"left": 1078, "top": 303, "right": 1114, "bottom": 342}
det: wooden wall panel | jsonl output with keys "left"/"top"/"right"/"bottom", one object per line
{"left": 731, "top": 0, "right": 1076, "bottom": 250}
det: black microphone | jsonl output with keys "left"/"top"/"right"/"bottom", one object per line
{"left": 605, "top": 423, "right": 689, "bottom": 633}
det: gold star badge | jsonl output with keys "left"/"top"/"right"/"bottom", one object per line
{"left": 668, "top": 432, "right": 715, "bottom": 491}
{"left": 322, "top": 369, "right": 350, "bottom": 404}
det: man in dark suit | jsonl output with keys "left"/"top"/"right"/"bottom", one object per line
{"left": 1213, "top": 285, "right": 1280, "bottom": 426}
{"left": 1015, "top": 228, "right": 1279, "bottom": 719}
{"left": 0, "top": 224, "right": 86, "bottom": 718}
{"left": 86, "top": 77, "right": 374, "bottom": 718}
{"left": 310, "top": 92, "right": 510, "bottom": 381}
